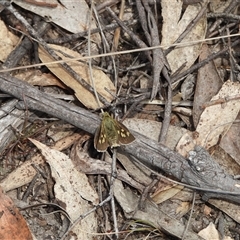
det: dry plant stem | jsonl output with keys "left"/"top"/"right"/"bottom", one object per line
{"left": 208, "top": 12, "right": 240, "bottom": 21}
{"left": 159, "top": 70, "right": 172, "bottom": 144}
{"left": 207, "top": 22, "right": 236, "bottom": 39}
{"left": 227, "top": 28, "right": 235, "bottom": 81}
{"left": 96, "top": 0, "right": 120, "bottom": 12}
{"left": 106, "top": 7, "right": 152, "bottom": 62}
{"left": 208, "top": 0, "right": 240, "bottom": 33}
{"left": 60, "top": 196, "right": 113, "bottom": 240}
{"left": 2, "top": 75, "right": 240, "bottom": 203}
{"left": 24, "top": 0, "right": 57, "bottom": 8}
{"left": 223, "top": 0, "right": 240, "bottom": 12}
{"left": 22, "top": 171, "right": 40, "bottom": 202}
{"left": 46, "top": 20, "right": 136, "bottom": 44}
{"left": 89, "top": 1, "right": 118, "bottom": 237}
{"left": 1, "top": 32, "right": 238, "bottom": 74}
{"left": 5, "top": 3, "right": 109, "bottom": 106}
{"left": 92, "top": 5, "right": 118, "bottom": 86}
{"left": 171, "top": 38, "right": 240, "bottom": 84}
{"left": 143, "top": 4, "right": 165, "bottom": 101}
{"left": 21, "top": 203, "right": 70, "bottom": 221}
{"left": 92, "top": 6, "right": 111, "bottom": 54}
{"left": 4, "top": 19, "right": 50, "bottom": 69}
{"left": 90, "top": 2, "right": 118, "bottom": 235}
{"left": 135, "top": 0, "right": 151, "bottom": 43}
{"left": 138, "top": 178, "right": 159, "bottom": 209}
{"left": 111, "top": 0, "right": 125, "bottom": 52}
{"left": 136, "top": 0, "right": 168, "bottom": 100}
{"left": 110, "top": 148, "right": 118, "bottom": 238}
{"left": 62, "top": 150, "right": 119, "bottom": 239}
{"left": 165, "top": 2, "right": 208, "bottom": 56}
{"left": 87, "top": 2, "right": 102, "bottom": 110}
{"left": 181, "top": 192, "right": 196, "bottom": 240}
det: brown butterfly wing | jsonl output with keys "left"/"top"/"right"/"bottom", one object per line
{"left": 94, "top": 124, "right": 109, "bottom": 152}
{"left": 115, "top": 121, "right": 135, "bottom": 145}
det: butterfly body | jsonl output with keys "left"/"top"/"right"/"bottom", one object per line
{"left": 94, "top": 112, "right": 135, "bottom": 152}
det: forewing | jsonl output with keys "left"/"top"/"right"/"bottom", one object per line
{"left": 115, "top": 121, "right": 135, "bottom": 145}
{"left": 94, "top": 124, "right": 109, "bottom": 152}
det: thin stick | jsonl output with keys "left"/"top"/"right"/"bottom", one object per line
{"left": 88, "top": 1, "right": 119, "bottom": 238}
{"left": 1, "top": 33, "right": 240, "bottom": 73}
{"left": 87, "top": 1, "right": 102, "bottom": 111}
{"left": 110, "top": 148, "right": 119, "bottom": 238}
{"left": 181, "top": 192, "right": 196, "bottom": 240}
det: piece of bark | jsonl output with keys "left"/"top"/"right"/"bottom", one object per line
{"left": 0, "top": 73, "right": 240, "bottom": 204}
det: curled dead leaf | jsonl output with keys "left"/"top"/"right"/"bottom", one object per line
{"left": 0, "top": 187, "right": 32, "bottom": 240}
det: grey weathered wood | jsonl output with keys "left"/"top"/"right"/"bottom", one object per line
{"left": 0, "top": 73, "right": 240, "bottom": 204}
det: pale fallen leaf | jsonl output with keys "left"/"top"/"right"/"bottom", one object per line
{"left": 0, "top": 20, "right": 19, "bottom": 62}
{"left": 13, "top": 0, "right": 99, "bottom": 36}
{"left": 176, "top": 132, "right": 196, "bottom": 157}
{"left": 0, "top": 133, "right": 81, "bottom": 192}
{"left": 29, "top": 138, "right": 98, "bottom": 239}
{"left": 113, "top": 178, "right": 139, "bottom": 215}
{"left": 39, "top": 44, "right": 116, "bottom": 109}
{"left": 47, "top": 124, "right": 75, "bottom": 142}
{"left": 198, "top": 222, "right": 219, "bottom": 240}
{"left": 116, "top": 152, "right": 152, "bottom": 187}
{"left": 124, "top": 118, "right": 188, "bottom": 150}
{"left": 177, "top": 80, "right": 240, "bottom": 155}
{"left": 196, "top": 80, "right": 240, "bottom": 149}
{"left": 29, "top": 138, "right": 99, "bottom": 206}
{"left": 209, "top": 0, "right": 232, "bottom": 13}
{"left": 161, "top": 0, "right": 207, "bottom": 73}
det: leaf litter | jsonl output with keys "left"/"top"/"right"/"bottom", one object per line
{"left": 0, "top": 0, "right": 240, "bottom": 239}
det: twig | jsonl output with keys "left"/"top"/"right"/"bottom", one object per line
{"left": 105, "top": 7, "right": 152, "bottom": 62}
{"left": 4, "top": 2, "right": 109, "bottom": 106}
{"left": 165, "top": 2, "right": 208, "bottom": 56}
{"left": 110, "top": 149, "right": 119, "bottom": 238}
{"left": 171, "top": 38, "right": 240, "bottom": 84}
{"left": 158, "top": 69, "right": 172, "bottom": 144}
{"left": 181, "top": 192, "right": 196, "bottom": 240}
{"left": 1, "top": 74, "right": 240, "bottom": 203}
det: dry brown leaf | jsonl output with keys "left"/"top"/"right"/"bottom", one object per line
{"left": 175, "top": 202, "right": 191, "bottom": 216}
{"left": 193, "top": 43, "right": 222, "bottom": 127}
{"left": 0, "top": 187, "right": 33, "bottom": 240}
{"left": 151, "top": 184, "right": 184, "bottom": 204}
{"left": 39, "top": 44, "right": 116, "bottom": 109}
{"left": 15, "top": 70, "right": 66, "bottom": 88}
